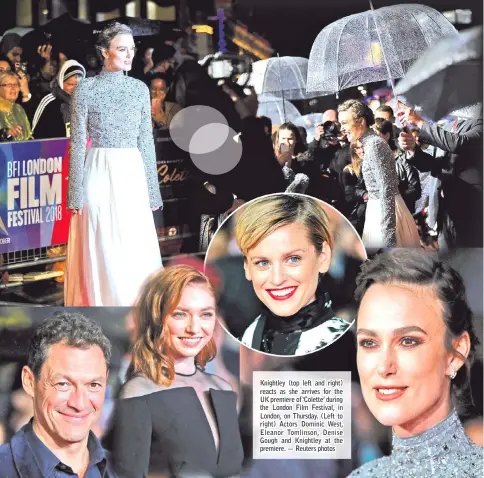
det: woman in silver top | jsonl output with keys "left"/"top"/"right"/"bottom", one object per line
{"left": 338, "top": 100, "right": 419, "bottom": 249}
{"left": 65, "top": 22, "right": 163, "bottom": 306}
{"left": 349, "top": 250, "right": 483, "bottom": 477}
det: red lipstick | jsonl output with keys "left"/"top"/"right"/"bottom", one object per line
{"left": 374, "top": 386, "right": 408, "bottom": 401}
{"left": 266, "top": 286, "right": 297, "bottom": 301}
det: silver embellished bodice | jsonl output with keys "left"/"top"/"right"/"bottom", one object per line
{"left": 360, "top": 129, "right": 399, "bottom": 246}
{"left": 349, "top": 410, "right": 483, "bottom": 477}
{"left": 68, "top": 69, "right": 162, "bottom": 209}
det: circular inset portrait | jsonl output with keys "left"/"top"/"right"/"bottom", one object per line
{"left": 205, "top": 193, "right": 366, "bottom": 356}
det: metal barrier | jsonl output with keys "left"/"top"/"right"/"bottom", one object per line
{"left": 0, "top": 130, "right": 199, "bottom": 302}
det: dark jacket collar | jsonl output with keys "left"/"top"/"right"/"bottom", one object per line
{"left": 10, "top": 420, "right": 107, "bottom": 478}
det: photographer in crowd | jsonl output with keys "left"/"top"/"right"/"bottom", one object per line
{"left": 304, "top": 111, "right": 349, "bottom": 205}
{"left": 308, "top": 109, "right": 342, "bottom": 170}
{"left": 150, "top": 43, "right": 285, "bottom": 251}
{"left": 398, "top": 104, "right": 483, "bottom": 248}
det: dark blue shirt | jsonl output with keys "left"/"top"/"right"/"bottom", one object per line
{"left": 23, "top": 420, "right": 107, "bottom": 477}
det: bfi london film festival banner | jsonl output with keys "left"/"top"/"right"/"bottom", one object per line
{"left": 0, "top": 138, "right": 71, "bottom": 253}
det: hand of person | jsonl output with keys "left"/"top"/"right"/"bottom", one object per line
{"left": 144, "top": 56, "right": 154, "bottom": 72}
{"left": 396, "top": 102, "right": 424, "bottom": 129}
{"left": 315, "top": 124, "right": 324, "bottom": 141}
{"left": 153, "top": 62, "right": 167, "bottom": 73}
{"left": 37, "top": 44, "right": 52, "bottom": 61}
{"left": 226, "top": 198, "right": 245, "bottom": 214}
{"left": 7, "top": 125, "right": 23, "bottom": 138}
{"left": 17, "top": 71, "right": 30, "bottom": 97}
{"left": 151, "top": 206, "right": 160, "bottom": 211}
{"left": 277, "top": 148, "right": 292, "bottom": 167}
{"left": 151, "top": 98, "right": 162, "bottom": 117}
{"left": 58, "top": 52, "right": 67, "bottom": 68}
{"left": 204, "top": 181, "right": 216, "bottom": 194}
{"left": 398, "top": 131, "right": 417, "bottom": 152}
{"left": 72, "top": 209, "right": 83, "bottom": 216}
{"left": 222, "top": 85, "right": 258, "bottom": 119}
{"left": 363, "top": 192, "right": 369, "bottom": 202}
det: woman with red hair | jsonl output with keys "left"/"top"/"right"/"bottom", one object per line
{"left": 110, "top": 265, "right": 244, "bottom": 477}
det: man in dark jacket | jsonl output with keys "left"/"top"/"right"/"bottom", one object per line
{"left": 0, "top": 313, "right": 117, "bottom": 478}
{"left": 398, "top": 106, "right": 483, "bottom": 247}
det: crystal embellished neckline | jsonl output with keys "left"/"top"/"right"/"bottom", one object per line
{"left": 359, "top": 128, "right": 376, "bottom": 142}
{"left": 349, "top": 409, "right": 483, "bottom": 477}
{"left": 392, "top": 409, "right": 467, "bottom": 451}
{"left": 99, "top": 68, "right": 124, "bottom": 78}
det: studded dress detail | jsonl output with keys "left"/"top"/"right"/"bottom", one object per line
{"left": 68, "top": 69, "right": 162, "bottom": 209}
{"left": 348, "top": 409, "right": 484, "bottom": 477}
{"left": 360, "top": 129, "right": 419, "bottom": 248}
{"left": 64, "top": 69, "right": 163, "bottom": 306}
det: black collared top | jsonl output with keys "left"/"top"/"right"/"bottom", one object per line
{"left": 20, "top": 420, "right": 110, "bottom": 478}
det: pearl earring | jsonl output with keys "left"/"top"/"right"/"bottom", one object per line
{"left": 449, "top": 363, "right": 457, "bottom": 380}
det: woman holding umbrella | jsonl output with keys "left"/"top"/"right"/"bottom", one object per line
{"left": 338, "top": 99, "right": 419, "bottom": 248}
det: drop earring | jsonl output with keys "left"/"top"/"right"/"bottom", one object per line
{"left": 449, "top": 363, "right": 457, "bottom": 380}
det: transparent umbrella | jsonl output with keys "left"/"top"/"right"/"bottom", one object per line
{"left": 395, "top": 26, "right": 483, "bottom": 121}
{"left": 307, "top": 4, "right": 458, "bottom": 96}
{"left": 241, "top": 57, "right": 321, "bottom": 100}
{"left": 257, "top": 95, "right": 302, "bottom": 126}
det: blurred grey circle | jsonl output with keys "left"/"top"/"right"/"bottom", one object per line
{"left": 190, "top": 123, "right": 230, "bottom": 154}
{"left": 190, "top": 125, "right": 243, "bottom": 175}
{"left": 169, "top": 105, "right": 228, "bottom": 152}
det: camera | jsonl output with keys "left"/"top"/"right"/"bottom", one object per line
{"left": 200, "top": 52, "right": 253, "bottom": 98}
{"left": 15, "top": 62, "right": 28, "bottom": 75}
{"left": 201, "top": 52, "right": 252, "bottom": 81}
{"left": 321, "top": 121, "right": 341, "bottom": 140}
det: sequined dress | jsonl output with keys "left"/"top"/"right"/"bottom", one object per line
{"left": 360, "top": 129, "right": 419, "bottom": 248}
{"left": 349, "top": 410, "right": 483, "bottom": 477}
{"left": 65, "top": 69, "right": 163, "bottom": 306}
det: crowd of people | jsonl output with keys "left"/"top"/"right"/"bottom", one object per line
{"left": 0, "top": 25, "right": 482, "bottom": 253}
{"left": 0, "top": 14, "right": 482, "bottom": 478}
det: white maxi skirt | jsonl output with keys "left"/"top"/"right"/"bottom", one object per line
{"left": 363, "top": 194, "right": 421, "bottom": 249}
{"left": 65, "top": 148, "right": 162, "bottom": 306}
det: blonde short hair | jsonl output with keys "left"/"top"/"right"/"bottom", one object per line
{"left": 235, "top": 194, "right": 333, "bottom": 257}
{"left": 0, "top": 70, "right": 19, "bottom": 86}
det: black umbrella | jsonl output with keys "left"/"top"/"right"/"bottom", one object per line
{"left": 21, "top": 13, "right": 93, "bottom": 64}
{"left": 395, "top": 26, "right": 483, "bottom": 120}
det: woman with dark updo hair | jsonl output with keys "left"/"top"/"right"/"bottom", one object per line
{"left": 65, "top": 22, "right": 163, "bottom": 306}
{"left": 338, "top": 100, "right": 419, "bottom": 249}
{"left": 349, "top": 249, "right": 483, "bottom": 477}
